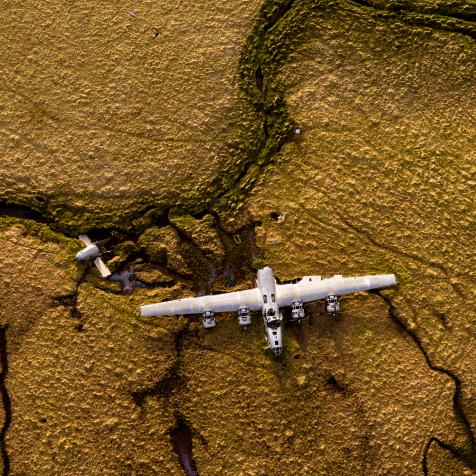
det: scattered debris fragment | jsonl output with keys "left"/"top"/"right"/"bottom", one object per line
{"left": 109, "top": 266, "right": 147, "bottom": 295}
{"left": 76, "top": 234, "right": 112, "bottom": 278}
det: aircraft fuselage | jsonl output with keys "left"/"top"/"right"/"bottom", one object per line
{"left": 75, "top": 243, "right": 100, "bottom": 261}
{"left": 256, "top": 267, "right": 283, "bottom": 356}
{"left": 140, "top": 265, "right": 398, "bottom": 357}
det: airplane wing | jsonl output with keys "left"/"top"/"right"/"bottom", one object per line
{"left": 141, "top": 288, "right": 262, "bottom": 316}
{"left": 78, "top": 234, "right": 92, "bottom": 246}
{"left": 93, "top": 257, "right": 112, "bottom": 278}
{"left": 276, "top": 274, "right": 397, "bottom": 307}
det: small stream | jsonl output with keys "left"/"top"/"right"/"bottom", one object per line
{"left": 170, "top": 416, "right": 198, "bottom": 476}
{"left": 0, "top": 203, "right": 47, "bottom": 224}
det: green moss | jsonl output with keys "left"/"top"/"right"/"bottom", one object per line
{"left": 219, "top": 0, "right": 474, "bottom": 217}
{"left": 215, "top": 0, "right": 337, "bottom": 214}
{"left": 282, "top": 328, "right": 301, "bottom": 357}
{"left": 44, "top": 199, "right": 162, "bottom": 236}
{"left": 0, "top": 216, "right": 77, "bottom": 252}
{"left": 251, "top": 256, "right": 268, "bottom": 270}
{"left": 138, "top": 227, "right": 172, "bottom": 265}
{"left": 168, "top": 213, "right": 225, "bottom": 267}
{"left": 114, "top": 241, "right": 140, "bottom": 259}
{"left": 456, "top": 443, "right": 476, "bottom": 469}
{"left": 347, "top": 0, "right": 476, "bottom": 38}
{"left": 0, "top": 0, "right": 335, "bottom": 233}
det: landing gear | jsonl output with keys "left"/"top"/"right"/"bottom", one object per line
{"left": 202, "top": 311, "right": 216, "bottom": 329}
{"left": 291, "top": 301, "right": 305, "bottom": 321}
{"left": 237, "top": 307, "right": 251, "bottom": 328}
{"left": 325, "top": 294, "right": 340, "bottom": 316}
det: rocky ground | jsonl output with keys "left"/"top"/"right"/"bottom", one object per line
{"left": 0, "top": 0, "right": 475, "bottom": 474}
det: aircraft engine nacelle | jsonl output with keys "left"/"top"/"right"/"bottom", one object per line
{"left": 290, "top": 301, "right": 305, "bottom": 321}
{"left": 202, "top": 311, "right": 216, "bottom": 329}
{"left": 325, "top": 294, "right": 340, "bottom": 315}
{"left": 237, "top": 307, "right": 251, "bottom": 327}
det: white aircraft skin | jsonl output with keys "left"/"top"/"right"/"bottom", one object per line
{"left": 140, "top": 266, "right": 397, "bottom": 357}
{"left": 75, "top": 242, "right": 100, "bottom": 261}
{"left": 257, "top": 267, "right": 284, "bottom": 355}
{"left": 75, "top": 234, "right": 112, "bottom": 278}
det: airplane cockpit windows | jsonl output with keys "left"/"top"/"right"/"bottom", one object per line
{"left": 267, "top": 308, "right": 275, "bottom": 316}
{"left": 268, "top": 319, "right": 280, "bottom": 329}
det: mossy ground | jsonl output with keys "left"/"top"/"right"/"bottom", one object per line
{"left": 1, "top": 0, "right": 475, "bottom": 474}
{"left": 0, "top": 0, "right": 264, "bottom": 233}
{"left": 245, "top": 1, "right": 476, "bottom": 471}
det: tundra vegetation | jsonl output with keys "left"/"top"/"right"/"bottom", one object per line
{"left": 0, "top": 0, "right": 475, "bottom": 474}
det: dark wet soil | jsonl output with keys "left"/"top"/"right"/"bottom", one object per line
{"left": 0, "top": 203, "right": 46, "bottom": 224}
{"left": 170, "top": 415, "right": 198, "bottom": 476}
